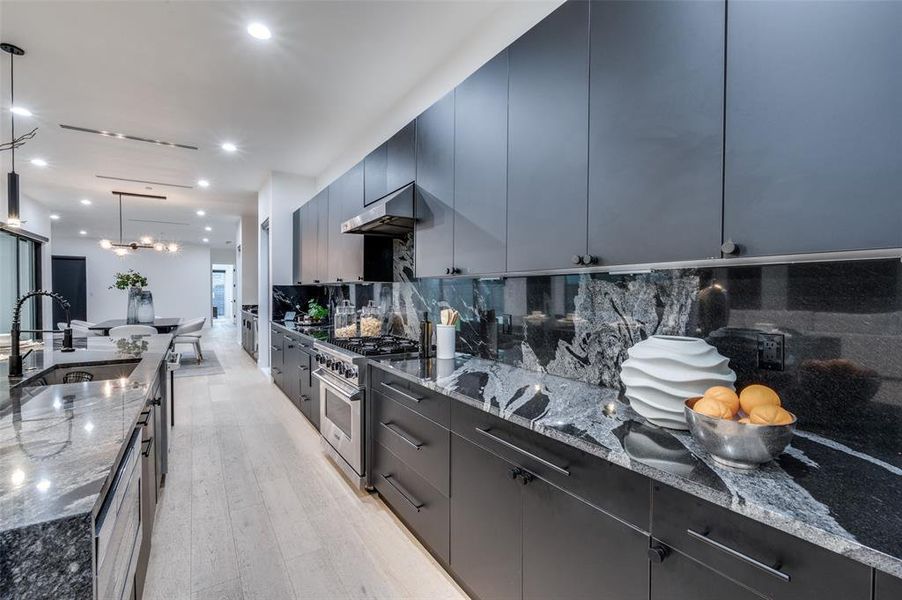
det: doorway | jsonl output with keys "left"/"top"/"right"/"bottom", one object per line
{"left": 211, "top": 264, "right": 235, "bottom": 321}
{"left": 52, "top": 256, "right": 87, "bottom": 324}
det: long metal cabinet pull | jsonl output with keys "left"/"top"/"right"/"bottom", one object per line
{"left": 475, "top": 427, "right": 570, "bottom": 476}
{"left": 380, "top": 421, "right": 424, "bottom": 450}
{"left": 380, "top": 474, "right": 424, "bottom": 511}
{"left": 379, "top": 381, "right": 422, "bottom": 403}
{"left": 686, "top": 528, "right": 791, "bottom": 583}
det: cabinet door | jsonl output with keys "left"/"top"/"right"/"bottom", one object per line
{"left": 270, "top": 332, "right": 284, "bottom": 389}
{"left": 875, "top": 570, "right": 902, "bottom": 600}
{"left": 650, "top": 545, "right": 764, "bottom": 600}
{"left": 449, "top": 434, "right": 522, "bottom": 600}
{"left": 588, "top": 0, "right": 724, "bottom": 266}
{"left": 364, "top": 142, "right": 388, "bottom": 206}
{"left": 724, "top": 0, "right": 902, "bottom": 257}
{"left": 454, "top": 50, "right": 508, "bottom": 276}
{"left": 507, "top": 0, "right": 590, "bottom": 273}
{"left": 315, "top": 190, "right": 329, "bottom": 283}
{"left": 386, "top": 121, "right": 416, "bottom": 195}
{"left": 415, "top": 93, "right": 455, "bottom": 278}
{"left": 292, "top": 207, "right": 302, "bottom": 284}
{"left": 523, "top": 477, "right": 649, "bottom": 600}
{"left": 301, "top": 196, "right": 321, "bottom": 284}
{"left": 328, "top": 162, "right": 365, "bottom": 282}
{"left": 283, "top": 336, "right": 302, "bottom": 408}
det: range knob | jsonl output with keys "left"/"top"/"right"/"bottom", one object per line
{"left": 325, "top": 358, "right": 333, "bottom": 368}
{"left": 336, "top": 363, "right": 346, "bottom": 375}
{"left": 315, "top": 354, "right": 324, "bottom": 364}
{"left": 345, "top": 368, "right": 357, "bottom": 379}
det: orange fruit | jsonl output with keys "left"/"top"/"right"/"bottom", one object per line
{"left": 749, "top": 404, "right": 794, "bottom": 425}
{"left": 739, "top": 384, "right": 781, "bottom": 415}
{"left": 693, "top": 396, "right": 734, "bottom": 419}
{"left": 704, "top": 386, "right": 739, "bottom": 417}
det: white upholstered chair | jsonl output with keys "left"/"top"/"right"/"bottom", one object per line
{"left": 172, "top": 317, "right": 206, "bottom": 361}
{"left": 109, "top": 325, "right": 157, "bottom": 337}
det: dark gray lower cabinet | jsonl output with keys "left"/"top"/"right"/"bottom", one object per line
{"left": 723, "top": 0, "right": 902, "bottom": 256}
{"left": 875, "top": 570, "right": 902, "bottom": 600}
{"left": 523, "top": 478, "right": 649, "bottom": 600}
{"left": 588, "top": 0, "right": 724, "bottom": 266}
{"left": 298, "top": 347, "right": 319, "bottom": 430}
{"left": 450, "top": 434, "right": 522, "bottom": 600}
{"left": 650, "top": 545, "right": 763, "bottom": 600}
{"left": 283, "top": 335, "right": 301, "bottom": 407}
{"left": 270, "top": 328, "right": 284, "bottom": 390}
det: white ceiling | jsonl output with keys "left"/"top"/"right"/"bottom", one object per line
{"left": 0, "top": 0, "right": 556, "bottom": 248}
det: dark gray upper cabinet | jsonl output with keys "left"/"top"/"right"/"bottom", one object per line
{"left": 415, "top": 92, "right": 455, "bottom": 278}
{"left": 365, "top": 121, "right": 416, "bottom": 207}
{"left": 588, "top": 0, "right": 725, "bottom": 266}
{"left": 328, "top": 162, "right": 365, "bottom": 282}
{"left": 507, "top": 0, "right": 590, "bottom": 273}
{"left": 450, "top": 434, "right": 522, "bottom": 600}
{"left": 315, "top": 189, "right": 329, "bottom": 283}
{"left": 724, "top": 0, "right": 902, "bottom": 257}
{"left": 300, "top": 197, "right": 318, "bottom": 284}
{"left": 523, "top": 477, "right": 649, "bottom": 600}
{"left": 292, "top": 207, "right": 302, "bottom": 284}
{"left": 453, "top": 50, "right": 509, "bottom": 276}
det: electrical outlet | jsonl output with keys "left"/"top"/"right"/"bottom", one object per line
{"left": 757, "top": 333, "right": 785, "bottom": 371}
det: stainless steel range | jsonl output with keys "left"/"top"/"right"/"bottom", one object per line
{"left": 313, "top": 335, "right": 419, "bottom": 486}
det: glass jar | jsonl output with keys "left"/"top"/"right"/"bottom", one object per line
{"left": 333, "top": 300, "right": 358, "bottom": 338}
{"left": 359, "top": 300, "right": 382, "bottom": 337}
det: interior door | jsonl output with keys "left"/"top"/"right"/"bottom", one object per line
{"left": 52, "top": 255, "right": 87, "bottom": 322}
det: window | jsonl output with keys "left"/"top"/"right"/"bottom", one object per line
{"left": 0, "top": 230, "right": 42, "bottom": 339}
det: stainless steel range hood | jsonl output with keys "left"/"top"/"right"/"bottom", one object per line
{"left": 341, "top": 183, "right": 414, "bottom": 237}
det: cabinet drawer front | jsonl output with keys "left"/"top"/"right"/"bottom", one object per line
{"left": 652, "top": 484, "right": 871, "bottom": 600}
{"left": 451, "top": 400, "right": 650, "bottom": 530}
{"left": 373, "top": 442, "right": 449, "bottom": 563}
{"left": 369, "top": 368, "right": 450, "bottom": 427}
{"left": 373, "top": 391, "right": 450, "bottom": 496}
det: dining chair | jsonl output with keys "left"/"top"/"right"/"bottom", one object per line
{"left": 109, "top": 325, "right": 157, "bottom": 337}
{"left": 172, "top": 317, "right": 206, "bottom": 361}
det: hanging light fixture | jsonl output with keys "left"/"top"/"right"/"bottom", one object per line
{"left": 100, "top": 190, "right": 179, "bottom": 254}
{"left": 2, "top": 42, "right": 38, "bottom": 228}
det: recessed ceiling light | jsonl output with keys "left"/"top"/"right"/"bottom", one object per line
{"left": 50, "top": 214, "right": 60, "bottom": 220}
{"left": 196, "top": 209, "right": 206, "bottom": 216}
{"left": 30, "top": 158, "right": 47, "bottom": 167}
{"left": 197, "top": 179, "right": 210, "bottom": 188}
{"left": 204, "top": 226, "right": 212, "bottom": 232}
{"left": 80, "top": 199, "right": 92, "bottom": 205}
{"left": 247, "top": 22, "right": 272, "bottom": 40}
{"left": 79, "top": 230, "right": 87, "bottom": 235}
{"left": 221, "top": 142, "right": 237, "bottom": 153}
{"left": 11, "top": 106, "right": 32, "bottom": 117}
{"left": 202, "top": 238, "right": 209, "bottom": 243}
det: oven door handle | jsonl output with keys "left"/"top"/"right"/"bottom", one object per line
{"left": 312, "top": 368, "right": 361, "bottom": 401}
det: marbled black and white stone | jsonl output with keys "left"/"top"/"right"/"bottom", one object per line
{"left": 371, "top": 355, "right": 902, "bottom": 578}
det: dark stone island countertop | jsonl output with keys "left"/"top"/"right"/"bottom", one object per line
{"left": 371, "top": 354, "right": 902, "bottom": 579}
{"left": 1, "top": 334, "right": 172, "bottom": 598}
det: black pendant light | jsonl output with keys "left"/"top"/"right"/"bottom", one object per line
{"left": 1, "top": 42, "right": 37, "bottom": 228}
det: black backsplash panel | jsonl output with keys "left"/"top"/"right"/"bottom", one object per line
{"left": 283, "top": 258, "right": 902, "bottom": 465}
{"left": 272, "top": 285, "right": 329, "bottom": 321}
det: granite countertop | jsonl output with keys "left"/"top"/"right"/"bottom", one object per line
{"left": 0, "top": 334, "right": 172, "bottom": 532}
{"left": 371, "top": 354, "right": 902, "bottom": 578}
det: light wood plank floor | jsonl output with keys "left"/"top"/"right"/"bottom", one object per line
{"left": 143, "top": 322, "right": 467, "bottom": 600}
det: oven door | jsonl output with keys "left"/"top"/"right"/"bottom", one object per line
{"left": 314, "top": 368, "right": 362, "bottom": 476}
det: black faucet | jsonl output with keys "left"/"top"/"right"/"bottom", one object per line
{"left": 8, "top": 290, "right": 75, "bottom": 378}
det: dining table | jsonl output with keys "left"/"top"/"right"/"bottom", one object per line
{"left": 88, "top": 318, "right": 183, "bottom": 336}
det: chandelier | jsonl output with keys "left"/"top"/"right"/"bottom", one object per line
{"left": 100, "top": 191, "right": 179, "bottom": 255}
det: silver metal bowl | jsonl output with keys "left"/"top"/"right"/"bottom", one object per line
{"left": 684, "top": 397, "right": 796, "bottom": 469}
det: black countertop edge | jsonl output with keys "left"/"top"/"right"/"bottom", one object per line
{"left": 368, "top": 357, "right": 902, "bottom": 579}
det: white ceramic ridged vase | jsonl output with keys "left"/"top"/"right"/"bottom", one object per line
{"left": 619, "top": 335, "right": 736, "bottom": 430}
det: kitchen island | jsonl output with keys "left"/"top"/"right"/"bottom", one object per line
{"left": 369, "top": 355, "right": 902, "bottom": 599}
{"left": 0, "top": 334, "right": 173, "bottom": 599}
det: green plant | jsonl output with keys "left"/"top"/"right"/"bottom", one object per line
{"left": 109, "top": 269, "right": 149, "bottom": 290}
{"left": 307, "top": 300, "right": 328, "bottom": 321}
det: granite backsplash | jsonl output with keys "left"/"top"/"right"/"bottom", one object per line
{"left": 280, "top": 257, "right": 902, "bottom": 466}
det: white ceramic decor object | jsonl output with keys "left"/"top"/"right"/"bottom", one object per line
{"left": 619, "top": 335, "right": 736, "bottom": 430}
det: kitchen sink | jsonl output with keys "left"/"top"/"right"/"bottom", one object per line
{"left": 12, "top": 360, "right": 140, "bottom": 389}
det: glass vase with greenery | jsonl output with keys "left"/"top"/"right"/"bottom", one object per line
{"left": 109, "top": 269, "right": 149, "bottom": 291}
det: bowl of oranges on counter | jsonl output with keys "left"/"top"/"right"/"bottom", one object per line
{"left": 684, "top": 384, "right": 796, "bottom": 469}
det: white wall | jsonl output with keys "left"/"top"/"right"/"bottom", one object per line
{"left": 256, "top": 171, "right": 315, "bottom": 369}
{"left": 51, "top": 236, "right": 212, "bottom": 327}
{"left": 315, "top": 1, "right": 561, "bottom": 191}
{"left": 211, "top": 248, "right": 236, "bottom": 265}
